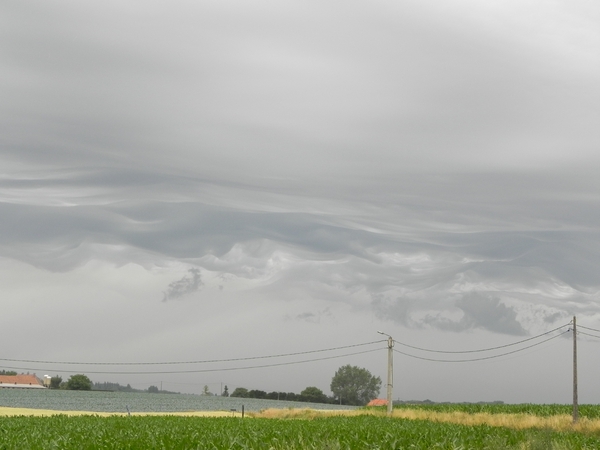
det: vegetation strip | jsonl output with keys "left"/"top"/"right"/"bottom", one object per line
{"left": 252, "top": 407, "right": 600, "bottom": 434}
{"left": 0, "top": 407, "right": 242, "bottom": 417}
{"left": 1, "top": 414, "right": 600, "bottom": 449}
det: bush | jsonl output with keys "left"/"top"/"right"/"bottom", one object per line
{"left": 66, "top": 374, "right": 92, "bottom": 391}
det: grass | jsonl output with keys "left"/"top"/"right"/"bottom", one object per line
{"left": 250, "top": 406, "right": 600, "bottom": 434}
{"left": 3, "top": 405, "right": 600, "bottom": 449}
{"left": 1, "top": 414, "right": 600, "bottom": 449}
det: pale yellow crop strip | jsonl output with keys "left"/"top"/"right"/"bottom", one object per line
{"left": 0, "top": 407, "right": 242, "bottom": 417}
{"left": 249, "top": 408, "right": 600, "bottom": 434}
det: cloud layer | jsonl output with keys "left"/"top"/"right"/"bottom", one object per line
{"left": 1, "top": 0, "right": 600, "bottom": 402}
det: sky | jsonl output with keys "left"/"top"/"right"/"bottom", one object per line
{"left": 1, "top": 0, "right": 600, "bottom": 404}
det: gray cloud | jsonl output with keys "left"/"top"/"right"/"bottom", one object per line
{"left": 423, "top": 293, "right": 527, "bottom": 336}
{"left": 1, "top": 0, "right": 600, "bottom": 402}
{"left": 162, "top": 268, "right": 202, "bottom": 302}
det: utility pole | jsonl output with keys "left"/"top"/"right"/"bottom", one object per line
{"left": 573, "top": 316, "right": 578, "bottom": 424}
{"left": 378, "top": 331, "right": 394, "bottom": 416}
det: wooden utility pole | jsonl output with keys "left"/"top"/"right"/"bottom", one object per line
{"left": 386, "top": 335, "right": 394, "bottom": 416}
{"left": 573, "top": 316, "right": 578, "bottom": 424}
{"left": 378, "top": 331, "right": 394, "bottom": 416}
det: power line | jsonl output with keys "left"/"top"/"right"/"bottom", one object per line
{"left": 1, "top": 348, "right": 383, "bottom": 375}
{"left": 393, "top": 330, "right": 569, "bottom": 363}
{"left": 392, "top": 323, "right": 570, "bottom": 354}
{"left": 577, "top": 330, "right": 600, "bottom": 340}
{"left": 0, "top": 340, "right": 385, "bottom": 366}
{"left": 577, "top": 324, "right": 600, "bottom": 334}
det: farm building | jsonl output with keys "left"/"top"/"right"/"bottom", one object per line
{"left": 366, "top": 398, "right": 388, "bottom": 407}
{"left": 0, "top": 374, "right": 46, "bottom": 389}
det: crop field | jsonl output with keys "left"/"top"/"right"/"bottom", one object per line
{"left": 393, "top": 403, "right": 600, "bottom": 419}
{"left": 0, "top": 389, "right": 355, "bottom": 413}
{"left": 2, "top": 391, "right": 600, "bottom": 449}
{"left": 2, "top": 414, "right": 600, "bottom": 449}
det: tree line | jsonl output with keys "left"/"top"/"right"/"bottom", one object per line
{"left": 228, "top": 386, "right": 333, "bottom": 404}
{"left": 38, "top": 364, "right": 382, "bottom": 406}
{"left": 228, "top": 365, "right": 382, "bottom": 406}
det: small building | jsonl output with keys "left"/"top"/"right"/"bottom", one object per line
{"left": 0, "top": 374, "right": 46, "bottom": 389}
{"left": 366, "top": 398, "right": 388, "bottom": 407}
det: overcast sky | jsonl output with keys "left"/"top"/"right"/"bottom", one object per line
{"left": 1, "top": 0, "right": 600, "bottom": 403}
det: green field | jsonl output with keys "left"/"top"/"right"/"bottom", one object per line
{"left": 0, "top": 389, "right": 354, "bottom": 413}
{"left": 1, "top": 414, "right": 600, "bottom": 449}
{"left": 393, "top": 403, "right": 600, "bottom": 419}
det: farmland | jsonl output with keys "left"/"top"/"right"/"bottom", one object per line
{"left": 2, "top": 414, "right": 600, "bottom": 449}
{"left": 393, "top": 403, "right": 600, "bottom": 419}
{"left": 2, "top": 391, "right": 600, "bottom": 448}
{"left": 0, "top": 388, "right": 355, "bottom": 413}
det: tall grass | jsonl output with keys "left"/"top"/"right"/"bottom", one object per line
{"left": 252, "top": 406, "right": 600, "bottom": 434}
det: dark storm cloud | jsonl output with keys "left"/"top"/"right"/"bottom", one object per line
{"left": 162, "top": 268, "right": 202, "bottom": 302}
{"left": 424, "top": 293, "right": 527, "bottom": 336}
{"left": 3, "top": 165, "right": 600, "bottom": 331}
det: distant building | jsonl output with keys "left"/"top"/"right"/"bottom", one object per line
{"left": 0, "top": 374, "right": 46, "bottom": 389}
{"left": 366, "top": 398, "right": 388, "bottom": 407}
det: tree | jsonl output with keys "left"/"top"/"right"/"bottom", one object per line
{"left": 66, "top": 374, "right": 92, "bottom": 390}
{"left": 230, "top": 387, "right": 249, "bottom": 398}
{"left": 50, "top": 376, "right": 62, "bottom": 389}
{"left": 330, "top": 365, "right": 381, "bottom": 406}
{"left": 300, "top": 386, "right": 327, "bottom": 403}
{"left": 266, "top": 391, "right": 280, "bottom": 400}
{"left": 248, "top": 389, "right": 267, "bottom": 399}
{"left": 148, "top": 385, "right": 159, "bottom": 393}
{"left": 222, "top": 385, "right": 229, "bottom": 397}
{"left": 202, "top": 385, "right": 212, "bottom": 396}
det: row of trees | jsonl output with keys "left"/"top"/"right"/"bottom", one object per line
{"left": 230, "top": 365, "right": 381, "bottom": 406}
{"left": 229, "top": 386, "right": 331, "bottom": 403}
{"left": 43, "top": 365, "right": 382, "bottom": 406}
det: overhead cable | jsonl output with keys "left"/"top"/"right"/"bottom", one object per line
{"left": 0, "top": 340, "right": 385, "bottom": 366}
{"left": 393, "top": 323, "right": 570, "bottom": 354}
{"left": 577, "top": 324, "right": 600, "bottom": 334}
{"left": 0, "top": 348, "right": 383, "bottom": 375}
{"left": 576, "top": 330, "right": 600, "bottom": 340}
{"left": 393, "top": 330, "right": 570, "bottom": 363}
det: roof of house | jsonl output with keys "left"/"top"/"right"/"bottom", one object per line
{"left": 366, "top": 398, "right": 388, "bottom": 406}
{"left": 0, "top": 374, "right": 45, "bottom": 388}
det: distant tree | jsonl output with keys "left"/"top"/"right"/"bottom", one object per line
{"left": 230, "top": 387, "right": 249, "bottom": 398}
{"left": 66, "top": 374, "right": 92, "bottom": 391}
{"left": 222, "top": 385, "right": 229, "bottom": 397}
{"left": 248, "top": 389, "right": 267, "bottom": 399}
{"left": 0, "top": 370, "right": 18, "bottom": 376}
{"left": 148, "top": 385, "right": 159, "bottom": 393}
{"left": 202, "top": 385, "right": 212, "bottom": 396}
{"left": 286, "top": 392, "right": 298, "bottom": 401}
{"left": 300, "top": 386, "right": 327, "bottom": 403}
{"left": 50, "top": 376, "right": 62, "bottom": 389}
{"left": 330, "top": 365, "right": 381, "bottom": 406}
{"left": 266, "top": 391, "right": 280, "bottom": 400}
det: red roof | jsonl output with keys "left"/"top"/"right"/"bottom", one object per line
{"left": 367, "top": 398, "right": 388, "bottom": 406}
{"left": 0, "top": 374, "right": 44, "bottom": 387}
